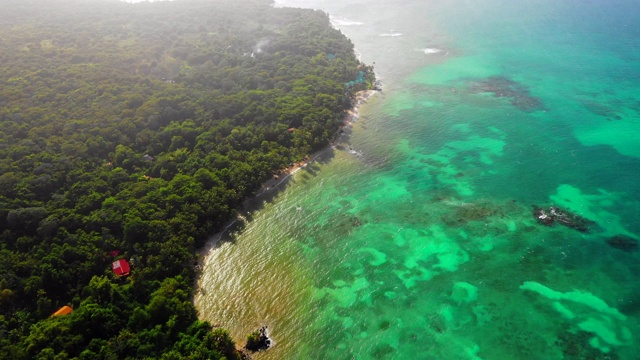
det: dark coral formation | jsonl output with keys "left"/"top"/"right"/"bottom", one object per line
{"left": 605, "top": 235, "right": 639, "bottom": 252}
{"left": 555, "top": 330, "right": 619, "bottom": 360}
{"left": 468, "top": 76, "right": 544, "bottom": 111}
{"left": 581, "top": 100, "right": 623, "bottom": 121}
{"left": 442, "top": 203, "right": 491, "bottom": 225}
{"left": 532, "top": 206, "right": 596, "bottom": 232}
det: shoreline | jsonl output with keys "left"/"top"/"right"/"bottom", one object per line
{"left": 194, "top": 87, "right": 378, "bottom": 286}
{"left": 193, "top": 4, "right": 380, "bottom": 354}
{"left": 194, "top": 3, "right": 381, "bottom": 263}
{"left": 253, "top": 88, "right": 378, "bottom": 199}
{"left": 193, "top": 83, "right": 380, "bottom": 358}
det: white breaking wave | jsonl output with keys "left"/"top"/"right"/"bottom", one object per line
{"left": 349, "top": 149, "right": 363, "bottom": 157}
{"left": 354, "top": 49, "right": 363, "bottom": 61}
{"left": 379, "top": 33, "right": 403, "bottom": 37}
{"left": 330, "top": 16, "right": 364, "bottom": 26}
{"left": 423, "top": 47, "right": 443, "bottom": 54}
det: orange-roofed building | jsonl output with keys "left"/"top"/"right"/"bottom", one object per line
{"left": 52, "top": 305, "right": 73, "bottom": 317}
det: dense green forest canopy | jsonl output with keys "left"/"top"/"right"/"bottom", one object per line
{"left": 0, "top": 0, "right": 375, "bottom": 358}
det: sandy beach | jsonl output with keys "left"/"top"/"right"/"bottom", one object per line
{"left": 254, "top": 89, "right": 378, "bottom": 198}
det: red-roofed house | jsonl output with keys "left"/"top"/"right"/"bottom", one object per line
{"left": 112, "top": 259, "right": 130, "bottom": 277}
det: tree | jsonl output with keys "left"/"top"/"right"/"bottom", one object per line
{"left": 0, "top": 0, "right": 375, "bottom": 357}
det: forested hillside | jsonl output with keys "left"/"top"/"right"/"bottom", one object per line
{"left": 0, "top": 0, "right": 374, "bottom": 358}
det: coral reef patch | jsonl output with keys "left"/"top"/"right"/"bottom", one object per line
{"left": 605, "top": 235, "right": 639, "bottom": 252}
{"left": 467, "top": 76, "right": 544, "bottom": 111}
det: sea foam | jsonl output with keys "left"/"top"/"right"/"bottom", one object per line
{"left": 330, "top": 16, "right": 364, "bottom": 26}
{"left": 422, "top": 47, "right": 443, "bottom": 54}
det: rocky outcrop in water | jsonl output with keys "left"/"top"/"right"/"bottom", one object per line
{"left": 245, "top": 326, "right": 271, "bottom": 352}
{"left": 532, "top": 206, "right": 596, "bottom": 232}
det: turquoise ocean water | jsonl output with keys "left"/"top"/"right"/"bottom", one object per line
{"left": 195, "top": 1, "right": 640, "bottom": 358}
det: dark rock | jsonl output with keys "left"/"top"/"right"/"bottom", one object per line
{"left": 239, "top": 349, "right": 253, "bottom": 360}
{"left": 533, "top": 206, "right": 554, "bottom": 226}
{"left": 605, "top": 235, "right": 639, "bottom": 251}
{"left": 550, "top": 207, "right": 595, "bottom": 232}
{"left": 245, "top": 326, "right": 271, "bottom": 352}
{"left": 532, "top": 206, "right": 596, "bottom": 232}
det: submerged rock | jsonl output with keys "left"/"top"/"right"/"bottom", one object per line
{"left": 605, "top": 235, "right": 639, "bottom": 252}
{"left": 532, "top": 206, "right": 596, "bottom": 232}
{"left": 533, "top": 206, "right": 555, "bottom": 226}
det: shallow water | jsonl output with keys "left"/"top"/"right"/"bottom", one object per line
{"left": 196, "top": 1, "right": 640, "bottom": 358}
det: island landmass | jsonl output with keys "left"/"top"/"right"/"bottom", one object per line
{"left": 0, "top": 0, "right": 376, "bottom": 358}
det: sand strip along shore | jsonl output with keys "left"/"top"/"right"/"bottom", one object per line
{"left": 254, "top": 89, "right": 378, "bottom": 197}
